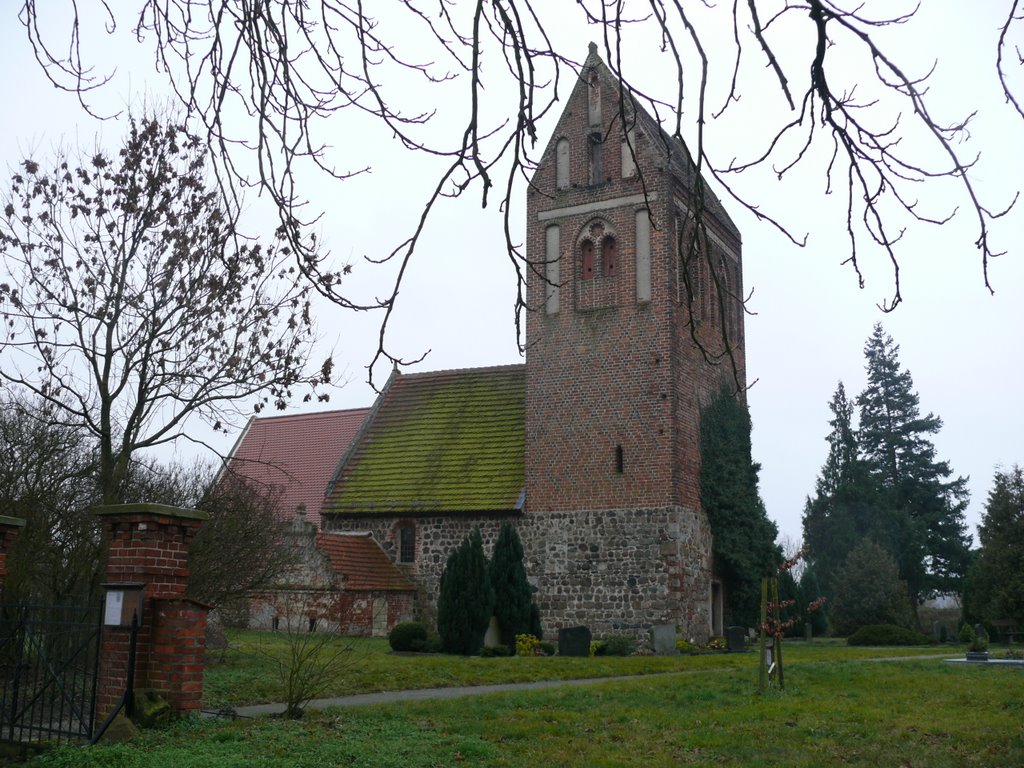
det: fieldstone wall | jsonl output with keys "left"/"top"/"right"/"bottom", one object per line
{"left": 325, "top": 504, "right": 714, "bottom": 643}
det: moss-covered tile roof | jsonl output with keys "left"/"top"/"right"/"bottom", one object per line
{"left": 325, "top": 365, "right": 525, "bottom": 515}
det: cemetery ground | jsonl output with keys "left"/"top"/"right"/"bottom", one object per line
{"left": 31, "top": 633, "right": 1023, "bottom": 767}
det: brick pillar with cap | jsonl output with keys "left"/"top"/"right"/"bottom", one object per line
{"left": 94, "top": 503, "right": 210, "bottom": 718}
{"left": 0, "top": 515, "right": 26, "bottom": 592}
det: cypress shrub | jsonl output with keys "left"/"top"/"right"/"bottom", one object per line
{"left": 489, "top": 522, "right": 533, "bottom": 650}
{"left": 437, "top": 528, "right": 494, "bottom": 655}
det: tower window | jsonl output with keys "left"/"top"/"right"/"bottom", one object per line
{"left": 581, "top": 240, "right": 595, "bottom": 280}
{"left": 602, "top": 237, "right": 617, "bottom": 277}
{"left": 615, "top": 445, "right": 624, "bottom": 474}
{"left": 556, "top": 138, "right": 570, "bottom": 189}
{"left": 588, "top": 133, "right": 604, "bottom": 184}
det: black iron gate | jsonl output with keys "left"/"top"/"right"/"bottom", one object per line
{"left": 0, "top": 602, "right": 101, "bottom": 744}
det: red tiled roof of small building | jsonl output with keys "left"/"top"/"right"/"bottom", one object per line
{"left": 324, "top": 365, "right": 526, "bottom": 516}
{"left": 315, "top": 532, "right": 416, "bottom": 591}
{"left": 224, "top": 407, "right": 370, "bottom": 527}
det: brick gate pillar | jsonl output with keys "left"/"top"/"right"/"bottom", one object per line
{"left": 94, "top": 503, "right": 210, "bottom": 718}
{"left": 0, "top": 515, "right": 26, "bottom": 592}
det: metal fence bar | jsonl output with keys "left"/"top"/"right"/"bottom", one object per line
{"left": 0, "top": 603, "right": 101, "bottom": 745}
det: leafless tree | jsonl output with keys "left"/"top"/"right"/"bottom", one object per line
{"left": 122, "top": 457, "right": 298, "bottom": 609}
{"left": 186, "top": 471, "right": 298, "bottom": 609}
{"left": 0, "top": 115, "right": 332, "bottom": 503}
{"left": 0, "top": 393, "right": 102, "bottom": 603}
{"left": 14, "top": 1, "right": 1024, "bottom": 385}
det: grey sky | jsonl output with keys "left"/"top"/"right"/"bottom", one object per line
{"left": 1, "top": 2, "right": 1021, "bottom": 545}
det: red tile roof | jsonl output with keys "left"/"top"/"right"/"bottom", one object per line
{"left": 315, "top": 532, "right": 417, "bottom": 591}
{"left": 223, "top": 408, "right": 370, "bottom": 527}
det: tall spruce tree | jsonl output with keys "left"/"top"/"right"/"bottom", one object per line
{"left": 856, "top": 324, "right": 971, "bottom": 603}
{"left": 802, "top": 382, "right": 887, "bottom": 599}
{"left": 700, "top": 384, "right": 780, "bottom": 627}
{"left": 963, "top": 466, "right": 1024, "bottom": 627}
{"left": 489, "top": 522, "right": 534, "bottom": 650}
{"left": 437, "top": 528, "right": 494, "bottom": 655}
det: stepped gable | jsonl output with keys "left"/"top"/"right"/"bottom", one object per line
{"left": 315, "top": 532, "right": 416, "bottom": 591}
{"left": 223, "top": 407, "right": 370, "bottom": 527}
{"left": 325, "top": 365, "right": 526, "bottom": 516}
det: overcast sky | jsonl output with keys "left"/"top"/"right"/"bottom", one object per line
{"left": 1, "top": 2, "right": 1021, "bottom": 546}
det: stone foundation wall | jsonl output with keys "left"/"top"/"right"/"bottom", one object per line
{"left": 325, "top": 505, "right": 714, "bottom": 643}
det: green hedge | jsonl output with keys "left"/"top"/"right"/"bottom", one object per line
{"left": 388, "top": 621, "right": 428, "bottom": 652}
{"left": 847, "top": 624, "right": 931, "bottom": 646}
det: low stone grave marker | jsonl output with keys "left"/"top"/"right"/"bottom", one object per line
{"left": 558, "top": 626, "right": 592, "bottom": 657}
{"left": 650, "top": 624, "right": 677, "bottom": 655}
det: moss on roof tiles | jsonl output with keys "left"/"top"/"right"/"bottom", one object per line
{"left": 327, "top": 366, "right": 525, "bottom": 514}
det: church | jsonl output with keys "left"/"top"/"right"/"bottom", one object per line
{"left": 225, "top": 44, "right": 746, "bottom": 642}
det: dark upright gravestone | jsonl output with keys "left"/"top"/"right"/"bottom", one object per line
{"left": 726, "top": 625, "right": 747, "bottom": 653}
{"left": 558, "top": 626, "right": 592, "bottom": 657}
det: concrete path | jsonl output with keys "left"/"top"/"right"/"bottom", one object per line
{"left": 217, "top": 673, "right": 665, "bottom": 718}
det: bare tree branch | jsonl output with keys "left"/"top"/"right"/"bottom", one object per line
{"left": 13, "top": 1, "right": 1021, "bottom": 387}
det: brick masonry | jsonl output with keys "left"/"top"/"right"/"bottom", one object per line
{"left": 325, "top": 47, "right": 744, "bottom": 643}
{"left": 245, "top": 522, "right": 415, "bottom": 636}
{"left": 94, "top": 504, "right": 210, "bottom": 718}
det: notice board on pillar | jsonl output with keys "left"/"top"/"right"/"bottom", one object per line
{"left": 103, "top": 583, "right": 146, "bottom": 627}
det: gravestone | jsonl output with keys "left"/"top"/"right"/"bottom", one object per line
{"left": 558, "top": 626, "right": 592, "bottom": 657}
{"left": 483, "top": 616, "right": 502, "bottom": 649}
{"left": 206, "top": 611, "right": 228, "bottom": 650}
{"left": 726, "top": 625, "right": 747, "bottom": 653}
{"left": 650, "top": 624, "right": 677, "bottom": 655}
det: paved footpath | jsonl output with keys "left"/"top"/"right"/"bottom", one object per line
{"left": 219, "top": 673, "right": 663, "bottom": 718}
{"left": 214, "top": 652, "right": 966, "bottom": 719}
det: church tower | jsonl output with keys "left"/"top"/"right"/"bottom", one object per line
{"left": 523, "top": 44, "right": 745, "bottom": 637}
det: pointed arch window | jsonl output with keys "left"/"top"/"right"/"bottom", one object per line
{"left": 581, "top": 240, "right": 595, "bottom": 279}
{"left": 602, "top": 237, "right": 617, "bottom": 277}
{"left": 577, "top": 219, "right": 617, "bottom": 282}
{"left": 556, "top": 138, "right": 570, "bottom": 189}
{"left": 588, "top": 132, "right": 604, "bottom": 185}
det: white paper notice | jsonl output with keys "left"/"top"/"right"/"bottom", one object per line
{"left": 104, "top": 590, "right": 124, "bottom": 625}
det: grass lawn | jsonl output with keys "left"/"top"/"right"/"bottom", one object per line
{"left": 201, "top": 630, "right": 955, "bottom": 708}
{"left": 31, "top": 653, "right": 1022, "bottom": 767}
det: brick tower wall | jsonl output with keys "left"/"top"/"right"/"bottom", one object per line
{"left": 521, "top": 48, "right": 745, "bottom": 635}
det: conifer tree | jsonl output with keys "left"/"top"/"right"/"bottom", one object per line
{"left": 437, "top": 528, "right": 494, "bottom": 655}
{"left": 829, "top": 540, "right": 914, "bottom": 635}
{"left": 802, "top": 381, "right": 887, "bottom": 599}
{"left": 803, "top": 326, "right": 971, "bottom": 615}
{"left": 700, "top": 385, "right": 780, "bottom": 627}
{"left": 856, "top": 324, "right": 971, "bottom": 602}
{"left": 799, "top": 566, "right": 829, "bottom": 637}
{"left": 489, "top": 522, "right": 534, "bottom": 650}
{"left": 963, "top": 466, "right": 1024, "bottom": 627}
